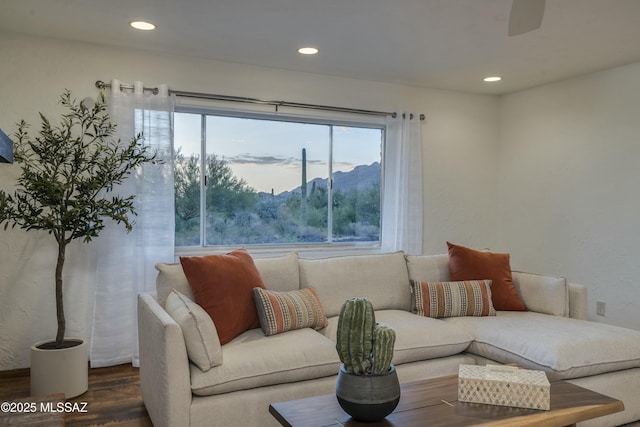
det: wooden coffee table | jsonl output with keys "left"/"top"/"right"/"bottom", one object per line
{"left": 269, "top": 374, "right": 624, "bottom": 427}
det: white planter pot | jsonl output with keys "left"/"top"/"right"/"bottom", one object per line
{"left": 30, "top": 338, "right": 88, "bottom": 398}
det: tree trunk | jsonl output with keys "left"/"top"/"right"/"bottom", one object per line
{"left": 55, "top": 240, "right": 66, "bottom": 348}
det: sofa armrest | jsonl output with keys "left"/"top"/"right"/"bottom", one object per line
{"left": 138, "top": 293, "right": 192, "bottom": 427}
{"left": 568, "top": 282, "right": 588, "bottom": 320}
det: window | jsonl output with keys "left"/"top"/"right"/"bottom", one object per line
{"left": 174, "top": 110, "right": 383, "bottom": 248}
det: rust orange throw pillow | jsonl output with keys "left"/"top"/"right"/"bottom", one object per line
{"left": 446, "top": 242, "right": 526, "bottom": 311}
{"left": 180, "top": 249, "right": 266, "bottom": 344}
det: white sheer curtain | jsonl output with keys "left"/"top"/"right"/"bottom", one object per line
{"left": 90, "top": 80, "right": 175, "bottom": 367}
{"left": 381, "top": 113, "right": 423, "bottom": 255}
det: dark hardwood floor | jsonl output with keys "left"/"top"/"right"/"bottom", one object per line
{"left": 0, "top": 364, "right": 152, "bottom": 426}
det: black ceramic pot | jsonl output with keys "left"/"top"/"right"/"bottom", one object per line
{"left": 335, "top": 364, "right": 401, "bottom": 422}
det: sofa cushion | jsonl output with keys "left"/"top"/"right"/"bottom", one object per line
{"left": 180, "top": 249, "right": 266, "bottom": 345}
{"left": 253, "top": 287, "right": 328, "bottom": 336}
{"left": 155, "top": 251, "right": 300, "bottom": 308}
{"left": 512, "top": 271, "right": 568, "bottom": 317}
{"left": 190, "top": 328, "right": 340, "bottom": 396}
{"left": 444, "top": 311, "right": 640, "bottom": 380}
{"left": 447, "top": 242, "right": 526, "bottom": 311}
{"left": 322, "top": 310, "right": 472, "bottom": 365}
{"left": 405, "top": 253, "right": 451, "bottom": 283}
{"left": 165, "top": 289, "right": 223, "bottom": 371}
{"left": 410, "top": 280, "right": 496, "bottom": 318}
{"left": 252, "top": 252, "right": 300, "bottom": 292}
{"left": 299, "top": 251, "right": 411, "bottom": 317}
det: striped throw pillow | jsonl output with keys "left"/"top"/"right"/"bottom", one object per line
{"left": 411, "top": 280, "right": 497, "bottom": 318}
{"left": 253, "top": 287, "right": 328, "bottom": 336}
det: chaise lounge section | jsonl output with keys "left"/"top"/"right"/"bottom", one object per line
{"left": 138, "top": 249, "right": 640, "bottom": 427}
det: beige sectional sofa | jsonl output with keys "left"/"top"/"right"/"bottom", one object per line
{"left": 138, "top": 251, "right": 640, "bottom": 427}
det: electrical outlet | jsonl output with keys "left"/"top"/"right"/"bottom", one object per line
{"left": 596, "top": 300, "right": 606, "bottom": 316}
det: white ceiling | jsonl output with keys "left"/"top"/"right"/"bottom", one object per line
{"left": 2, "top": 0, "right": 640, "bottom": 95}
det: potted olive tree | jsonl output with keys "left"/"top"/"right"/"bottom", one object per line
{"left": 335, "top": 297, "right": 400, "bottom": 421}
{"left": 0, "top": 90, "right": 158, "bottom": 397}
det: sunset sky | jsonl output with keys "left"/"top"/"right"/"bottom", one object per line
{"left": 174, "top": 112, "right": 382, "bottom": 194}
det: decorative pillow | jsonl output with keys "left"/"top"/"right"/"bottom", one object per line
{"left": 512, "top": 271, "right": 568, "bottom": 316}
{"left": 180, "top": 248, "right": 266, "bottom": 345}
{"left": 447, "top": 242, "right": 526, "bottom": 311}
{"left": 155, "top": 262, "right": 194, "bottom": 308}
{"left": 253, "top": 287, "right": 328, "bottom": 336}
{"left": 165, "top": 289, "right": 223, "bottom": 371}
{"left": 410, "top": 280, "right": 497, "bottom": 318}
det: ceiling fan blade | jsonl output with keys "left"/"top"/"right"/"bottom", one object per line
{"left": 508, "top": 0, "right": 546, "bottom": 36}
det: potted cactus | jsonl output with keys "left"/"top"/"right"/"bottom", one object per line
{"left": 335, "top": 297, "right": 400, "bottom": 421}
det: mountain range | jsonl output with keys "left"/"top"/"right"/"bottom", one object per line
{"left": 272, "top": 162, "right": 380, "bottom": 198}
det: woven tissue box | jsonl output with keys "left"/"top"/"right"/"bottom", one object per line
{"left": 458, "top": 364, "right": 550, "bottom": 410}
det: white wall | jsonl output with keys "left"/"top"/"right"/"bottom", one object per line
{"left": 0, "top": 31, "right": 500, "bottom": 369}
{"left": 497, "top": 62, "right": 640, "bottom": 330}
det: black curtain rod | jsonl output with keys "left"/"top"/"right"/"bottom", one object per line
{"left": 95, "top": 80, "right": 425, "bottom": 121}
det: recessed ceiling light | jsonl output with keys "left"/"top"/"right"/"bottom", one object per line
{"left": 298, "top": 47, "right": 319, "bottom": 55}
{"left": 130, "top": 21, "right": 156, "bottom": 31}
{"left": 483, "top": 76, "right": 502, "bottom": 82}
